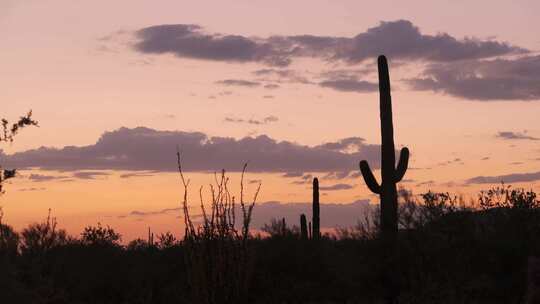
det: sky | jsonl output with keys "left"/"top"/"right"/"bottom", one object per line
{"left": 1, "top": 0, "right": 540, "bottom": 241}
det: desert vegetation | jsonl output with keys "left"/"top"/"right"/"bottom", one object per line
{"left": 1, "top": 184, "right": 539, "bottom": 303}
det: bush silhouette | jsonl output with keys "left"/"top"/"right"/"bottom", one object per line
{"left": 80, "top": 223, "right": 122, "bottom": 247}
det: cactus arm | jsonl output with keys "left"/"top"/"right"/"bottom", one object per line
{"left": 359, "top": 160, "right": 381, "bottom": 194}
{"left": 394, "top": 147, "right": 409, "bottom": 183}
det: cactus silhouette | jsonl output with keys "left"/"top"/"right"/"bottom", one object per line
{"left": 148, "top": 227, "right": 154, "bottom": 246}
{"left": 300, "top": 214, "right": 308, "bottom": 240}
{"left": 312, "top": 177, "right": 320, "bottom": 240}
{"left": 359, "top": 55, "right": 409, "bottom": 303}
{"left": 359, "top": 55, "right": 409, "bottom": 242}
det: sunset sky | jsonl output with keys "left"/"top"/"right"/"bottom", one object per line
{"left": 1, "top": 0, "right": 539, "bottom": 241}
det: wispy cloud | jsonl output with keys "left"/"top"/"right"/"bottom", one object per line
{"left": 319, "top": 183, "right": 355, "bottom": 191}
{"left": 496, "top": 131, "right": 539, "bottom": 141}
{"left": 465, "top": 171, "right": 540, "bottom": 184}
{"left": 215, "top": 79, "right": 261, "bottom": 87}
{"left": 224, "top": 115, "right": 279, "bottom": 125}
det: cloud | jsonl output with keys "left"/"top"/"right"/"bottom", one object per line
{"left": 349, "top": 171, "right": 362, "bottom": 178}
{"left": 336, "top": 20, "right": 525, "bottom": 63}
{"left": 224, "top": 115, "right": 279, "bottom": 125}
{"left": 121, "top": 207, "right": 182, "bottom": 218}
{"left": 218, "top": 91, "right": 233, "bottom": 96}
{"left": 282, "top": 172, "right": 304, "bottom": 178}
{"left": 28, "top": 172, "right": 109, "bottom": 181}
{"left": 319, "top": 79, "right": 378, "bottom": 93}
{"left": 401, "top": 179, "right": 415, "bottom": 183}
{"left": 291, "top": 173, "right": 314, "bottom": 185}
{"left": 407, "top": 55, "right": 540, "bottom": 101}
{"left": 465, "top": 171, "right": 540, "bottom": 184}
{"left": 72, "top": 171, "right": 110, "bottom": 180}
{"left": 316, "top": 137, "right": 366, "bottom": 152}
{"left": 162, "top": 114, "right": 176, "bottom": 119}
{"left": 322, "top": 171, "right": 351, "bottom": 180}
{"left": 119, "top": 172, "right": 154, "bottom": 179}
{"left": 134, "top": 24, "right": 290, "bottom": 66}
{"left": 319, "top": 183, "right": 355, "bottom": 191}
{"left": 28, "top": 173, "right": 68, "bottom": 182}
{"left": 252, "top": 69, "right": 312, "bottom": 84}
{"left": 263, "top": 115, "right": 278, "bottom": 123}
{"left": 416, "top": 180, "right": 435, "bottom": 187}
{"left": 133, "top": 20, "right": 523, "bottom": 67}
{"left": 496, "top": 131, "right": 539, "bottom": 140}
{"left": 18, "top": 187, "right": 46, "bottom": 192}
{"left": 436, "top": 158, "right": 464, "bottom": 166}
{"left": 215, "top": 79, "right": 261, "bottom": 87}
{"left": 2, "top": 127, "right": 382, "bottom": 173}
{"left": 263, "top": 84, "right": 280, "bottom": 89}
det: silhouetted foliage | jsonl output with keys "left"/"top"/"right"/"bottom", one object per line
{"left": 80, "top": 223, "right": 122, "bottom": 247}
{"left": 0, "top": 111, "right": 38, "bottom": 143}
{"left": 178, "top": 152, "right": 261, "bottom": 304}
{"left": 20, "top": 210, "right": 68, "bottom": 256}
{"left": 0, "top": 111, "right": 38, "bottom": 194}
{"left": 0, "top": 209, "right": 19, "bottom": 257}
{"left": 261, "top": 217, "right": 298, "bottom": 238}
{"left": 0, "top": 185, "right": 539, "bottom": 303}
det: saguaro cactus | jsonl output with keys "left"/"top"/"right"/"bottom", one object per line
{"left": 300, "top": 214, "right": 308, "bottom": 240}
{"left": 359, "top": 55, "right": 409, "bottom": 242}
{"left": 359, "top": 55, "right": 409, "bottom": 303}
{"left": 148, "top": 227, "right": 154, "bottom": 246}
{"left": 312, "top": 177, "right": 320, "bottom": 240}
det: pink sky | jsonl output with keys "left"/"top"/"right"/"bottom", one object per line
{"left": 1, "top": 1, "right": 539, "bottom": 241}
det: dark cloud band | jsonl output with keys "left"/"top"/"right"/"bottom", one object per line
{"left": 133, "top": 20, "right": 523, "bottom": 67}
{"left": 2, "top": 127, "right": 382, "bottom": 173}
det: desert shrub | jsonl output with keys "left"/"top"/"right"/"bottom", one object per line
{"left": 178, "top": 151, "right": 260, "bottom": 304}
{"left": 261, "top": 217, "right": 299, "bottom": 238}
{"left": 156, "top": 231, "right": 177, "bottom": 249}
{"left": 0, "top": 208, "right": 19, "bottom": 257}
{"left": 20, "top": 210, "right": 68, "bottom": 256}
{"left": 80, "top": 222, "right": 121, "bottom": 247}
{"left": 126, "top": 238, "right": 150, "bottom": 251}
{"left": 478, "top": 183, "right": 539, "bottom": 210}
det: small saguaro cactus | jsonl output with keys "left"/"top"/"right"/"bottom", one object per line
{"left": 148, "top": 227, "right": 154, "bottom": 246}
{"left": 300, "top": 214, "right": 308, "bottom": 240}
{"left": 312, "top": 177, "right": 320, "bottom": 240}
{"left": 359, "top": 55, "right": 409, "bottom": 243}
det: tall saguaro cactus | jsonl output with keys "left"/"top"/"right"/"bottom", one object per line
{"left": 359, "top": 55, "right": 409, "bottom": 303}
{"left": 312, "top": 177, "right": 320, "bottom": 240}
{"left": 359, "top": 55, "right": 409, "bottom": 242}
